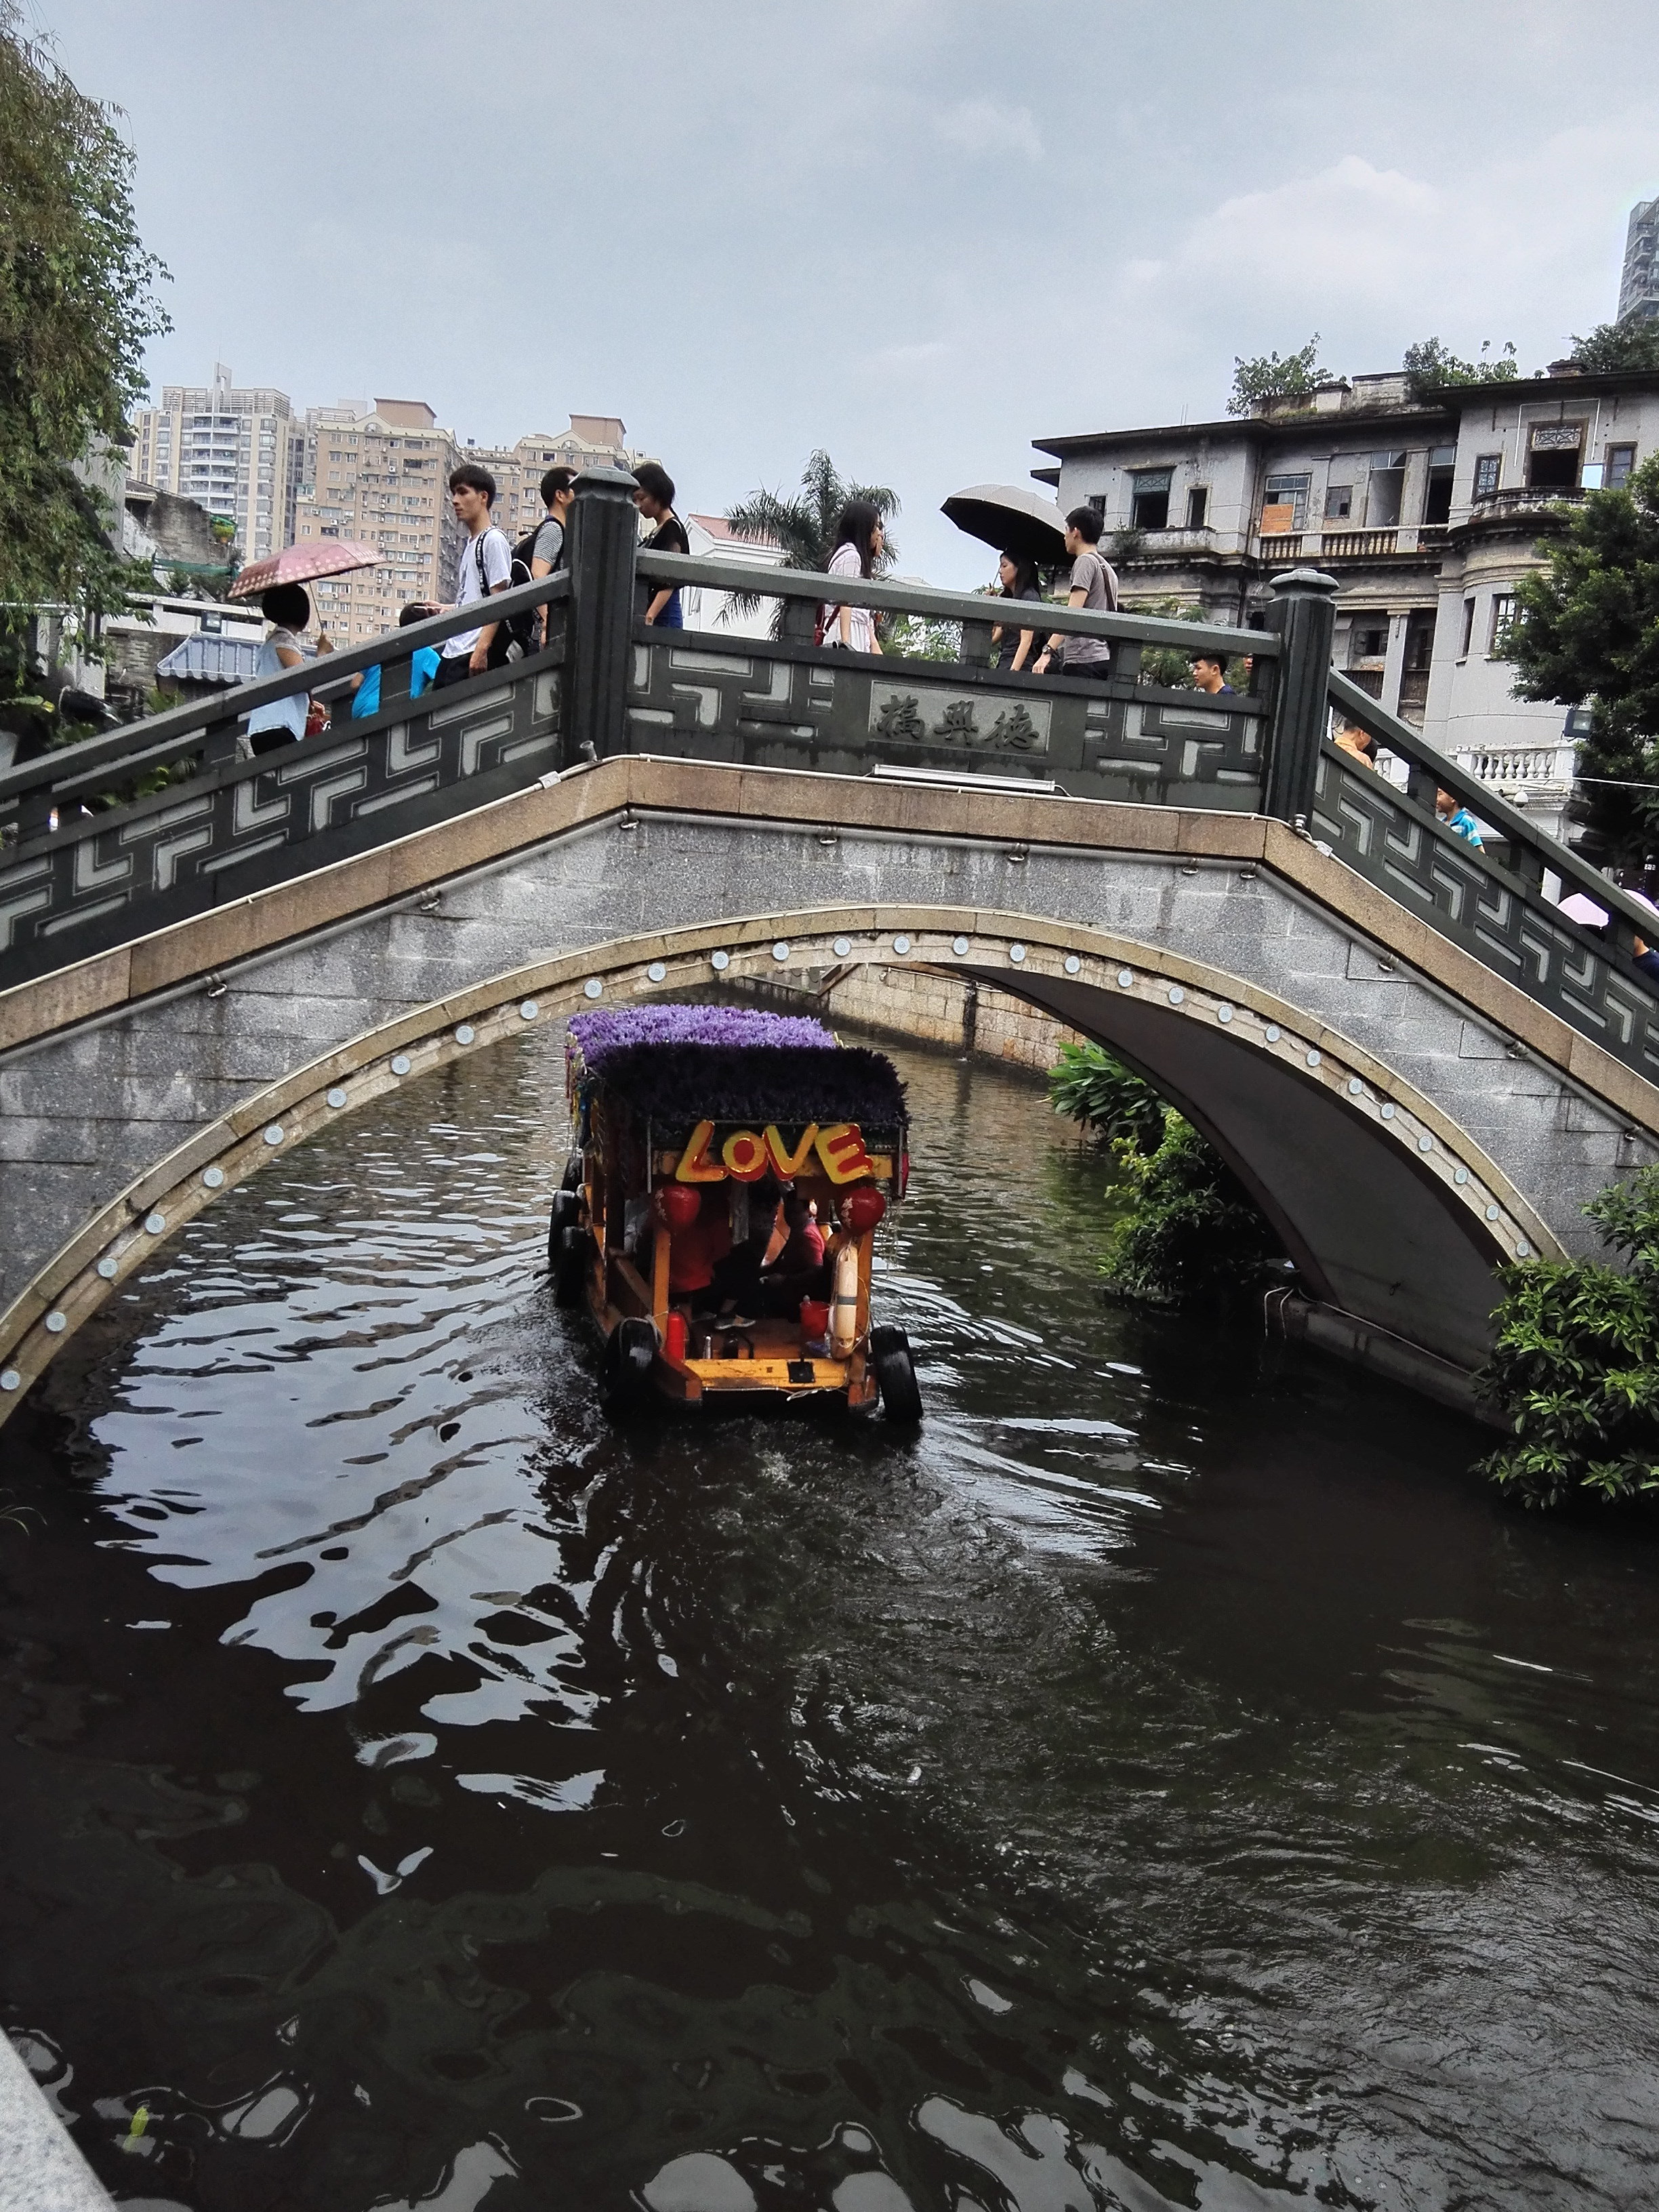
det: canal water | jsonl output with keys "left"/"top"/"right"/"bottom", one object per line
{"left": 5, "top": 1021, "right": 1659, "bottom": 2211}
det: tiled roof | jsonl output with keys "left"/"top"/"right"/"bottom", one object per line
{"left": 155, "top": 634, "right": 265, "bottom": 684}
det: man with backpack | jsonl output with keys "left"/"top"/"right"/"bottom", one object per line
{"left": 529, "top": 466, "right": 575, "bottom": 579}
{"left": 434, "top": 463, "right": 512, "bottom": 689}
{"left": 512, "top": 465, "right": 575, "bottom": 652}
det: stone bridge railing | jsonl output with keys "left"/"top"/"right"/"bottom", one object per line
{"left": 2, "top": 468, "right": 1656, "bottom": 1083}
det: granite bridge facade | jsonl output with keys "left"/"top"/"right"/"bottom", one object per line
{"left": 2, "top": 470, "right": 1656, "bottom": 1421}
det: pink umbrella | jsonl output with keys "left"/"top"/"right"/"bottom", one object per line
{"left": 228, "top": 539, "right": 382, "bottom": 599}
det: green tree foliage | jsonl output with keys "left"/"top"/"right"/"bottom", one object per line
{"left": 1401, "top": 336, "right": 1519, "bottom": 398}
{"left": 724, "top": 451, "right": 899, "bottom": 637}
{"left": 1227, "top": 335, "right": 1324, "bottom": 417}
{"left": 1481, "top": 1166, "right": 1659, "bottom": 1508}
{"left": 1048, "top": 1039, "right": 1165, "bottom": 1153}
{"left": 1568, "top": 321, "right": 1659, "bottom": 374}
{"left": 1048, "top": 1041, "right": 1284, "bottom": 1305}
{"left": 0, "top": 5, "right": 169, "bottom": 618}
{"left": 1508, "top": 454, "right": 1659, "bottom": 868}
{"left": 884, "top": 613, "right": 961, "bottom": 660}
{"left": 1101, "top": 1115, "right": 1286, "bottom": 1307}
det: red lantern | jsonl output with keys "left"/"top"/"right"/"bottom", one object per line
{"left": 655, "top": 1183, "right": 701, "bottom": 1231}
{"left": 843, "top": 1185, "right": 886, "bottom": 1235}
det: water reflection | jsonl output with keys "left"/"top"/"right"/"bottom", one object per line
{"left": 3, "top": 1022, "right": 1658, "bottom": 2207}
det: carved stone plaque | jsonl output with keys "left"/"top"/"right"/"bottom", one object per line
{"left": 867, "top": 682, "right": 1051, "bottom": 754}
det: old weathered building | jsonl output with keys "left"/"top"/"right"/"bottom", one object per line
{"left": 1033, "top": 366, "right": 1659, "bottom": 837}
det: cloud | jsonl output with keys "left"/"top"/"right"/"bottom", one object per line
{"left": 933, "top": 98, "right": 1043, "bottom": 161}
{"left": 1090, "top": 117, "right": 1659, "bottom": 406}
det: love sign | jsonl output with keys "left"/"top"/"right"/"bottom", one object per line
{"left": 674, "top": 1121, "right": 875, "bottom": 1187}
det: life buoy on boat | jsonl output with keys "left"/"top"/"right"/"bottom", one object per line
{"left": 830, "top": 1241, "right": 859, "bottom": 1359}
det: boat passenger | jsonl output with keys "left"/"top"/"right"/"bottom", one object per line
{"left": 775, "top": 1193, "right": 825, "bottom": 1273}
{"left": 666, "top": 1200, "right": 732, "bottom": 1304}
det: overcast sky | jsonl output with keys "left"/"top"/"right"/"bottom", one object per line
{"left": 36, "top": 0, "right": 1659, "bottom": 586}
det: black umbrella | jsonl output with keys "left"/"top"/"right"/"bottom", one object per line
{"left": 941, "top": 482, "right": 1069, "bottom": 567}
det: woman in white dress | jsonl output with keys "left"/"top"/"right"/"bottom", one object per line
{"left": 821, "top": 501, "right": 884, "bottom": 654}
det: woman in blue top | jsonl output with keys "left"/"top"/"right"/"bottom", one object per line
{"left": 351, "top": 603, "right": 443, "bottom": 719}
{"left": 243, "top": 586, "right": 312, "bottom": 756}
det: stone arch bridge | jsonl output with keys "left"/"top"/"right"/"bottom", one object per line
{"left": 2, "top": 753, "right": 1656, "bottom": 1421}
{"left": 2, "top": 473, "right": 1657, "bottom": 1421}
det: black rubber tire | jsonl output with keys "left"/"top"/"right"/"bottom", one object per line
{"left": 599, "top": 1316, "right": 658, "bottom": 1419}
{"left": 560, "top": 1153, "right": 583, "bottom": 1193}
{"left": 552, "top": 1223, "right": 589, "bottom": 1309}
{"left": 870, "top": 1325, "right": 923, "bottom": 1425}
{"left": 548, "top": 1189, "right": 581, "bottom": 1274}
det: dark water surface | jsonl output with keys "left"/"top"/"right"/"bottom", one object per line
{"left": 6, "top": 1025, "right": 1659, "bottom": 2211}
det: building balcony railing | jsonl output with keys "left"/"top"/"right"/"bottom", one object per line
{"left": 1118, "top": 527, "right": 1219, "bottom": 558}
{"left": 1254, "top": 531, "right": 1306, "bottom": 564}
{"left": 1453, "top": 745, "right": 1577, "bottom": 788}
{"left": 1253, "top": 525, "right": 1450, "bottom": 565}
{"left": 1469, "top": 487, "right": 1589, "bottom": 520}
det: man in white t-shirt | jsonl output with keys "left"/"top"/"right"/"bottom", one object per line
{"left": 434, "top": 463, "right": 512, "bottom": 688}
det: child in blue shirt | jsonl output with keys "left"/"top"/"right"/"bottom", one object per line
{"left": 351, "top": 602, "right": 441, "bottom": 719}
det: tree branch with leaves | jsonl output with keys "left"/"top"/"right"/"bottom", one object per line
{"left": 0, "top": 2, "right": 170, "bottom": 623}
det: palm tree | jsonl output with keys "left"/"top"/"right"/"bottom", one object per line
{"left": 724, "top": 450, "right": 899, "bottom": 635}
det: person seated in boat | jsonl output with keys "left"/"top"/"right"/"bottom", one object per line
{"left": 711, "top": 1178, "right": 782, "bottom": 1319}
{"left": 774, "top": 1191, "right": 825, "bottom": 1274}
{"left": 758, "top": 1191, "right": 829, "bottom": 1315}
{"left": 665, "top": 1194, "right": 733, "bottom": 1309}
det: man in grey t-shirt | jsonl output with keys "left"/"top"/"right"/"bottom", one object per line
{"left": 532, "top": 465, "right": 575, "bottom": 575}
{"left": 1033, "top": 506, "right": 1118, "bottom": 676}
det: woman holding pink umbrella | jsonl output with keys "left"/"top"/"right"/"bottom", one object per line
{"left": 243, "top": 585, "right": 313, "bottom": 756}
{"left": 229, "top": 535, "right": 382, "bottom": 754}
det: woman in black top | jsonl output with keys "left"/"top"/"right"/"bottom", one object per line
{"left": 634, "top": 461, "right": 689, "bottom": 628}
{"left": 991, "top": 552, "right": 1042, "bottom": 672}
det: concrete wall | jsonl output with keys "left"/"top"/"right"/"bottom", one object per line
{"left": 814, "top": 963, "right": 1080, "bottom": 1074}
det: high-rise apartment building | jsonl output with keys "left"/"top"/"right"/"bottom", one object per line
{"left": 470, "top": 416, "right": 642, "bottom": 539}
{"left": 1619, "top": 198, "right": 1659, "bottom": 324}
{"left": 292, "top": 410, "right": 644, "bottom": 642}
{"left": 130, "top": 365, "right": 296, "bottom": 560}
{"left": 291, "top": 399, "right": 462, "bottom": 642}
{"left": 130, "top": 371, "right": 643, "bottom": 638}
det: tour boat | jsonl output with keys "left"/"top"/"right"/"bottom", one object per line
{"left": 549, "top": 1004, "right": 920, "bottom": 1420}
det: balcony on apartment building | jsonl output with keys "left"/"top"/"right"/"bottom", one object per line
{"left": 1252, "top": 523, "right": 1450, "bottom": 565}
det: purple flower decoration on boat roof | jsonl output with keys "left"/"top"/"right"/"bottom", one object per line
{"left": 569, "top": 1003, "right": 835, "bottom": 1067}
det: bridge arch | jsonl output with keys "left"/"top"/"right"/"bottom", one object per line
{"left": 0, "top": 905, "right": 1555, "bottom": 1422}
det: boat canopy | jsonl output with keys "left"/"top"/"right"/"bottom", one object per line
{"left": 567, "top": 1005, "right": 906, "bottom": 1135}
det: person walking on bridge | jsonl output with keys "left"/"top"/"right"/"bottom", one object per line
{"left": 1032, "top": 507, "right": 1115, "bottom": 679}
{"left": 991, "top": 553, "right": 1042, "bottom": 672}
{"left": 434, "top": 464, "right": 512, "bottom": 689}
{"left": 531, "top": 466, "right": 575, "bottom": 580}
{"left": 525, "top": 466, "right": 575, "bottom": 650}
{"left": 634, "top": 463, "right": 689, "bottom": 628}
{"left": 822, "top": 499, "right": 884, "bottom": 654}
{"left": 243, "top": 584, "right": 313, "bottom": 756}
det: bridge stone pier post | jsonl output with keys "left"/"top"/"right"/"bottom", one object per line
{"left": 564, "top": 466, "right": 640, "bottom": 766}
{"left": 1263, "top": 567, "right": 1340, "bottom": 827}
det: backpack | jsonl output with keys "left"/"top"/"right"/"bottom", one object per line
{"left": 479, "top": 525, "right": 538, "bottom": 664}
